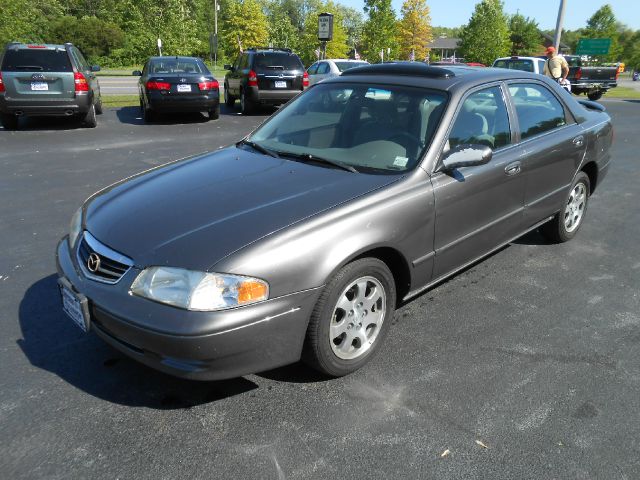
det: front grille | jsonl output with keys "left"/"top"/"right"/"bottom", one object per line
{"left": 77, "top": 231, "right": 133, "bottom": 284}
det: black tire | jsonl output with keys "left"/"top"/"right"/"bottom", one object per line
{"left": 540, "top": 171, "right": 590, "bottom": 243}
{"left": 208, "top": 104, "right": 220, "bottom": 120}
{"left": 141, "top": 98, "right": 155, "bottom": 123}
{"left": 302, "top": 258, "right": 396, "bottom": 377}
{"left": 95, "top": 96, "right": 103, "bottom": 115}
{"left": 587, "top": 91, "right": 603, "bottom": 101}
{"left": 240, "top": 89, "right": 254, "bottom": 115}
{"left": 224, "top": 84, "right": 235, "bottom": 107}
{"left": 1, "top": 113, "right": 18, "bottom": 130}
{"left": 83, "top": 104, "right": 97, "bottom": 128}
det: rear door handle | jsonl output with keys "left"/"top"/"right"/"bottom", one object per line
{"left": 505, "top": 161, "right": 521, "bottom": 176}
{"left": 573, "top": 135, "right": 584, "bottom": 147}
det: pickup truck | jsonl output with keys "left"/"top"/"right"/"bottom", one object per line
{"left": 563, "top": 55, "right": 618, "bottom": 101}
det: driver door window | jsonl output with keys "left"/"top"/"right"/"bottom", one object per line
{"left": 448, "top": 86, "right": 511, "bottom": 152}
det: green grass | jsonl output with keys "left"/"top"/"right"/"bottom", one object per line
{"left": 602, "top": 86, "right": 640, "bottom": 99}
{"left": 102, "top": 95, "right": 139, "bottom": 108}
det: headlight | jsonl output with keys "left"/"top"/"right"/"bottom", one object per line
{"left": 130, "top": 266, "right": 269, "bottom": 311}
{"left": 69, "top": 207, "right": 82, "bottom": 249}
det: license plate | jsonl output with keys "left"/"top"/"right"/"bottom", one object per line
{"left": 31, "top": 82, "right": 48, "bottom": 91}
{"left": 274, "top": 81, "right": 287, "bottom": 88}
{"left": 59, "top": 280, "right": 89, "bottom": 332}
{"left": 177, "top": 84, "right": 191, "bottom": 92}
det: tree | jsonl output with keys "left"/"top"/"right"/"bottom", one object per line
{"left": 508, "top": 13, "right": 539, "bottom": 56}
{"left": 336, "top": 5, "right": 365, "bottom": 52}
{"left": 396, "top": 0, "right": 432, "bottom": 61}
{"left": 220, "top": 0, "right": 269, "bottom": 60}
{"left": 582, "top": 4, "right": 621, "bottom": 61}
{"left": 459, "top": 0, "right": 510, "bottom": 65}
{"left": 0, "top": 0, "right": 62, "bottom": 46}
{"left": 49, "top": 16, "right": 125, "bottom": 60}
{"left": 362, "top": 0, "right": 397, "bottom": 62}
{"left": 265, "top": 1, "right": 301, "bottom": 51}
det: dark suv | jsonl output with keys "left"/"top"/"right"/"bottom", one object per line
{"left": 0, "top": 42, "right": 102, "bottom": 130}
{"left": 224, "top": 48, "right": 308, "bottom": 114}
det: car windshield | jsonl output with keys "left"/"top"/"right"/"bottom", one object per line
{"left": 334, "top": 61, "right": 368, "bottom": 72}
{"left": 248, "top": 83, "right": 448, "bottom": 173}
{"left": 1, "top": 49, "right": 72, "bottom": 72}
{"left": 494, "top": 59, "right": 534, "bottom": 72}
{"left": 149, "top": 59, "right": 207, "bottom": 74}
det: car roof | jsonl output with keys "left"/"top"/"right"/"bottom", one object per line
{"left": 148, "top": 56, "right": 202, "bottom": 61}
{"left": 327, "top": 62, "right": 547, "bottom": 92}
{"left": 5, "top": 43, "right": 69, "bottom": 51}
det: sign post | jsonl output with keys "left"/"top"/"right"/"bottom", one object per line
{"left": 157, "top": 38, "right": 163, "bottom": 56}
{"left": 318, "top": 13, "right": 334, "bottom": 60}
{"left": 576, "top": 38, "right": 612, "bottom": 56}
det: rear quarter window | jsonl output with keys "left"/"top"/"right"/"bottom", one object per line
{"left": 2, "top": 49, "right": 73, "bottom": 72}
{"left": 493, "top": 59, "right": 534, "bottom": 72}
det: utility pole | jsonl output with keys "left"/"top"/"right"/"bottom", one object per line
{"left": 214, "top": 0, "right": 218, "bottom": 68}
{"left": 553, "top": 0, "right": 567, "bottom": 52}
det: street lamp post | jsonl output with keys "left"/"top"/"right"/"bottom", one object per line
{"left": 554, "top": 0, "right": 567, "bottom": 52}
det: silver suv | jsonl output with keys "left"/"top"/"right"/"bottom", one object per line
{"left": 0, "top": 42, "right": 102, "bottom": 130}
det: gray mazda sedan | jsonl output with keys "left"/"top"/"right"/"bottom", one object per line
{"left": 56, "top": 63, "right": 613, "bottom": 380}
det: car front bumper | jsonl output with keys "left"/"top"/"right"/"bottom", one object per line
{"left": 56, "top": 236, "right": 321, "bottom": 380}
{"left": 0, "top": 94, "right": 92, "bottom": 116}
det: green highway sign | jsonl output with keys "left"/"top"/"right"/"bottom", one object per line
{"left": 576, "top": 38, "right": 611, "bottom": 55}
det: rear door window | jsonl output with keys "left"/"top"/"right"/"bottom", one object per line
{"left": 508, "top": 83, "right": 568, "bottom": 140}
{"left": 2, "top": 49, "right": 73, "bottom": 72}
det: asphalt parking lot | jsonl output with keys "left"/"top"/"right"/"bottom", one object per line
{"left": 1, "top": 100, "right": 639, "bottom": 479}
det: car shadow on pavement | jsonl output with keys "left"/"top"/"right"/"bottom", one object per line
{"left": 116, "top": 106, "right": 211, "bottom": 126}
{"left": 17, "top": 274, "right": 258, "bottom": 409}
{"left": 0, "top": 116, "right": 89, "bottom": 131}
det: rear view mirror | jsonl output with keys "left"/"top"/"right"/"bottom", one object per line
{"left": 440, "top": 144, "right": 492, "bottom": 171}
{"left": 132, "top": 70, "right": 142, "bottom": 76}
{"left": 91, "top": 65, "right": 101, "bottom": 72}
{"left": 224, "top": 64, "right": 233, "bottom": 71}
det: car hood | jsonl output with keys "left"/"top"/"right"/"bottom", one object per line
{"left": 85, "top": 147, "right": 399, "bottom": 270}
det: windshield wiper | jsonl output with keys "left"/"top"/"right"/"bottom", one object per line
{"left": 277, "top": 151, "right": 358, "bottom": 173}
{"left": 236, "top": 139, "right": 280, "bottom": 158}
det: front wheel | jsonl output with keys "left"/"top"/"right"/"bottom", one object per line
{"left": 303, "top": 258, "right": 396, "bottom": 377}
{"left": 540, "top": 171, "right": 590, "bottom": 243}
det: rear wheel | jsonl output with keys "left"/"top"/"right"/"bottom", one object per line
{"left": 303, "top": 258, "right": 396, "bottom": 377}
{"left": 141, "top": 97, "right": 155, "bottom": 123}
{"left": 587, "top": 91, "right": 603, "bottom": 101}
{"left": 83, "top": 104, "right": 97, "bottom": 128}
{"left": 541, "top": 171, "right": 590, "bottom": 243}
{"left": 208, "top": 104, "right": 220, "bottom": 121}
{"left": 1, "top": 113, "right": 18, "bottom": 130}
{"left": 224, "top": 84, "right": 235, "bottom": 107}
{"left": 240, "top": 89, "right": 254, "bottom": 115}
{"left": 95, "top": 96, "right": 103, "bottom": 115}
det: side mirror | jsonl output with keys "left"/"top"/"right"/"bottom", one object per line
{"left": 440, "top": 144, "right": 493, "bottom": 171}
{"left": 132, "top": 70, "right": 142, "bottom": 76}
{"left": 91, "top": 65, "right": 101, "bottom": 72}
{"left": 224, "top": 64, "right": 233, "bottom": 71}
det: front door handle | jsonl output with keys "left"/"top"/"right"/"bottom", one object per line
{"left": 505, "top": 161, "right": 521, "bottom": 176}
{"left": 573, "top": 135, "right": 584, "bottom": 147}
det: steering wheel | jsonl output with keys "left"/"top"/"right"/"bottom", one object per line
{"left": 386, "top": 132, "right": 424, "bottom": 151}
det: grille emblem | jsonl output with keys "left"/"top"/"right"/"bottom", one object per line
{"left": 87, "top": 253, "right": 101, "bottom": 273}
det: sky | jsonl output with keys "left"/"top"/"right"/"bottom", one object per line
{"left": 338, "top": 0, "right": 640, "bottom": 31}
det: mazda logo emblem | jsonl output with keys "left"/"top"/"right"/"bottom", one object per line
{"left": 87, "top": 253, "right": 101, "bottom": 273}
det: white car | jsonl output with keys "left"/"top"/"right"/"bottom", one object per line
{"left": 306, "top": 59, "right": 369, "bottom": 85}
{"left": 492, "top": 56, "right": 546, "bottom": 75}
